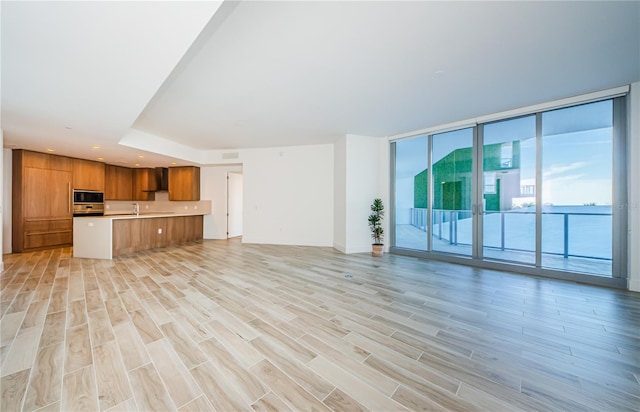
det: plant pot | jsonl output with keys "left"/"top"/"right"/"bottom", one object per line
{"left": 372, "top": 244, "right": 384, "bottom": 257}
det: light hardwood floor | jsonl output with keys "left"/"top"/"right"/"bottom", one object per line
{"left": 1, "top": 239, "right": 638, "bottom": 411}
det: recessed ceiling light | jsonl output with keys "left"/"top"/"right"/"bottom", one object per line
{"left": 171, "top": 162, "right": 177, "bottom": 165}
{"left": 137, "top": 155, "right": 144, "bottom": 159}
{"left": 46, "top": 148, "right": 55, "bottom": 152}
{"left": 92, "top": 145, "right": 100, "bottom": 149}
{"left": 97, "top": 157, "right": 104, "bottom": 161}
{"left": 135, "top": 163, "right": 140, "bottom": 167}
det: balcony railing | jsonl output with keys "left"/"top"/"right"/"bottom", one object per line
{"left": 410, "top": 208, "right": 612, "bottom": 261}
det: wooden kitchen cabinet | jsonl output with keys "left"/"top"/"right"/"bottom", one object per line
{"left": 112, "top": 218, "right": 138, "bottom": 256}
{"left": 73, "top": 158, "right": 105, "bottom": 191}
{"left": 23, "top": 219, "right": 73, "bottom": 250}
{"left": 168, "top": 166, "right": 200, "bottom": 201}
{"left": 113, "top": 217, "right": 166, "bottom": 256}
{"left": 112, "top": 215, "right": 202, "bottom": 257}
{"left": 105, "top": 165, "right": 133, "bottom": 200}
{"left": 166, "top": 215, "right": 203, "bottom": 245}
{"left": 12, "top": 150, "right": 73, "bottom": 252}
{"left": 133, "top": 168, "right": 156, "bottom": 201}
{"left": 20, "top": 149, "right": 73, "bottom": 170}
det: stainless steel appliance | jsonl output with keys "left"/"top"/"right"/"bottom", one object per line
{"left": 72, "top": 190, "right": 105, "bottom": 216}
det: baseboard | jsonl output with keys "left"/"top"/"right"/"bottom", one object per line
{"left": 333, "top": 242, "right": 347, "bottom": 253}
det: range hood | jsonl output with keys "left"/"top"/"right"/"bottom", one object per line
{"left": 143, "top": 167, "right": 168, "bottom": 192}
{"left": 155, "top": 167, "right": 169, "bottom": 191}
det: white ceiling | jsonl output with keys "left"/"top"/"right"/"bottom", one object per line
{"left": 2, "top": 1, "right": 639, "bottom": 167}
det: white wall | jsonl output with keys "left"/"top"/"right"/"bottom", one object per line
{"left": 333, "top": 134, "right": 389, "bottom": 254}
{"left": 200, "top": 164, "right": 242, "bottom": 239}
{"left": 241, "top": 144, "right": 334, "bottom": 247}
{"left": 628, "top": 82, "right": 640, "bottom": 292}
{"left": 333, "top": 137, "right": 347, "bottom": 251}
{"left": 201, "top": 136, "right": 389, "bottom": 253}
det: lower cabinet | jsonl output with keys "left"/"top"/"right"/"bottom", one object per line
{"left": 112, "top": 216, "right": 203, "bottom": 257}
{"left": 23, "top": 218, "right": 73, "bottom": 250}
{"left": 166, "top": 216, "right": 203, "bottom": 245}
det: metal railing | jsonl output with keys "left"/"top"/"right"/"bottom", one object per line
{"left": 410, "top": 208, "right": 612, "bottom": 261}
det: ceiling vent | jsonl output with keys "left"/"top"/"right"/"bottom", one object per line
{"left": 222, "top": 152, "right": 239, "bottom": 159}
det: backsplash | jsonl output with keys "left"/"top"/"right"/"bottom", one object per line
{"left": 104, "top": 192, "right": 211, "bottom": 216}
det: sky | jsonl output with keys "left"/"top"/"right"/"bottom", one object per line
{"left": 540, "top": 127, "right": 612, "bottom": 206}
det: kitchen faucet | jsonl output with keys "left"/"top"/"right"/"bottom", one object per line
{"left": 132, "top": 203, "right": 140, "bottom": 216}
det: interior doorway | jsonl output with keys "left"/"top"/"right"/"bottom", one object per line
{"left": 227, "top": 171, "right": 243, "bottom": 239}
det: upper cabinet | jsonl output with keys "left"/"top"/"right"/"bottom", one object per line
{"left": 168, "top": 166, "right": 200, "bottom": 201}
{"left": 20, "top": 149, "right": 73, "bottom": 171}
{"left": 73, "top": 158, "right": 105, "bottom": 191}
{"left": 132, "top": 168, "right": 156, "bottom": 201}
{"left": 105, "top": 165, "right": 133, "bottom": 200}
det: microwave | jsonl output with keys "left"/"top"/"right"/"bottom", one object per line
{"left": 73, "top": 190, "right": 104, "bottom": 204}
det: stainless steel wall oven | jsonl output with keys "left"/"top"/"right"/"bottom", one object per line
{"left": 72, "top": 190, "right": 105, "bottom": 216}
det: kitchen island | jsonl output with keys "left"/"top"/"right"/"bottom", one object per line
{"left": 73, "top": 213, "right": 205, "bottom": 259}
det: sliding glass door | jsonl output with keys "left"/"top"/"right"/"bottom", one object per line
{"left": 392, "top": 97, "right": 622, "bottom": 280}
{"left": 431, "top": 128, "right": 474, "bottom": 256}
{"left": 394, "top": 136, "right": 428, "bottom": 251}
{"left": 541, "top": 101, "right": 613, "bottom": 275}
{"left": 481, "top": 116, "right": 537, "bottom": 264}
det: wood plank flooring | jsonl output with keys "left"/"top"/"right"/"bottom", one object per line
{"left": 1, "top": 239, "right": 639, "bottom": 411}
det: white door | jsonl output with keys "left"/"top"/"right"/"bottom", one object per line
{"left": 227, "top": 172, "right": 243, "bottom": 238}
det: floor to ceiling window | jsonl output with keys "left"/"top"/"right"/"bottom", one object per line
{"left": 391, "top": 95, "right": 627, "bottom": 285}
{"left": 541, "top": 101, "right": 613, "bottom": 275}
{"left": 431, "top": 128, "right": 473, "bottom": 256}
{"left": 482, "top": 116, "right": 537, "bottom": 264}
{"left": 394, "top": 136, "right": 428, "bottom": 251}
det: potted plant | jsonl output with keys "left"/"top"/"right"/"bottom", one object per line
{"left": 368, "top": 198, "right": 384, "bottom": 256}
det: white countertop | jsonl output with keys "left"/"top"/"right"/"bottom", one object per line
{"left": 76, "top": 212, "right": 206, "bottom": 220}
